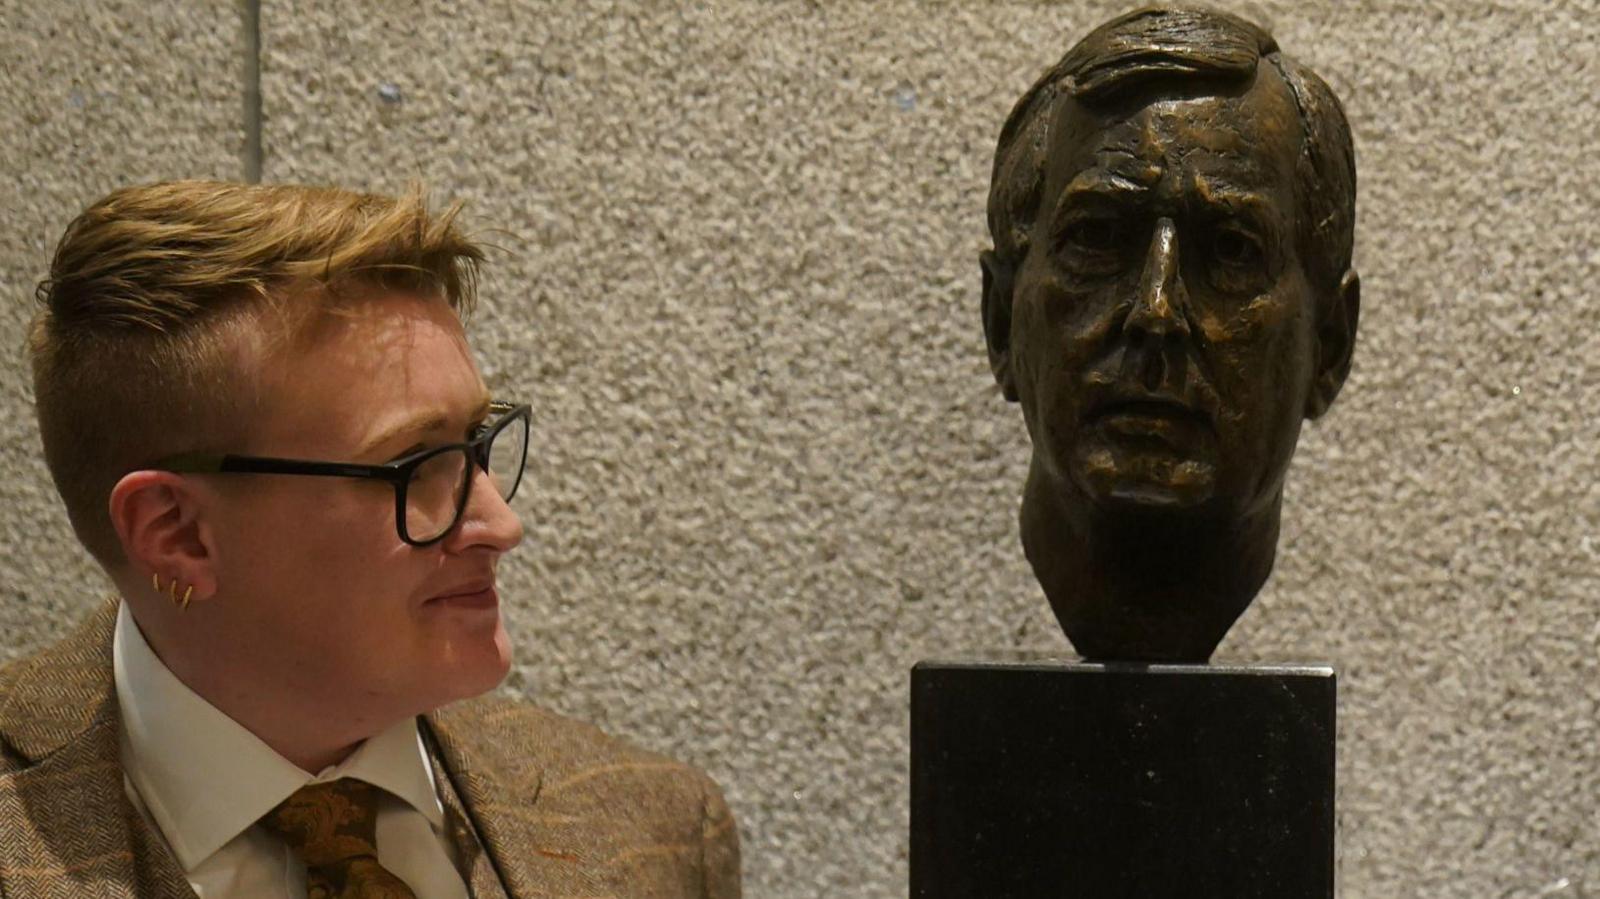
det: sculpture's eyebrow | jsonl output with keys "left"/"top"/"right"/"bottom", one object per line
{"left": 1050, "top": 171, "right": 1151, "bottom": 223}
{"left": 1190, "top": 176, "right": 1276, "bottom": 222}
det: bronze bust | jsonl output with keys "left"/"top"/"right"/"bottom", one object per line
{"left": 981, "top": 8, "right": 1359, "bottom": 662}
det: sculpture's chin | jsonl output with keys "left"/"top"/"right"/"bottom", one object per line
{"left": 1022, "top": 454, "right": 1280, "bottom": 664}
{"left": 1103, "top": 481, "right": 1212, "bottom": 509}
{"left": 1074, "top": 448, "right": 1218, "bottom": 512}
{"left": 1051, "top": 591, "right": 1253, "bottom": 663}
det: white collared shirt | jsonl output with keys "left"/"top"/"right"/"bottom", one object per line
{"left": 112, "top": 602, "right": 471, "bottom": 899}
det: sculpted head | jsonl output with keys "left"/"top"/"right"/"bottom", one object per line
{"left": 981, "top": 8, "right": 1359, "bottom": 661}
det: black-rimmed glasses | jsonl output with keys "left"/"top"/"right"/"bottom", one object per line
{"left": 154, "top": 401, "right": 530, "bottom": 547}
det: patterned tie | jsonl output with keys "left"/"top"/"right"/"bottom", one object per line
{"left": 260, "top": 777, "right": 419, "bottom": 899}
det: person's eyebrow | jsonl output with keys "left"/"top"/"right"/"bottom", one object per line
{"left": 360, "top": 392, "right": 493, "bottom": 457}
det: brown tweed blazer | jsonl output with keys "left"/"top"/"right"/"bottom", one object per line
{"left": 0, "top": 600, "right": 741, "bottom": 898}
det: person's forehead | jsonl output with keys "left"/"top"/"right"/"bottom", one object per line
{"left": 1048, "top": 71, "right": 1302, "bottom": 197}
{"left": 247, "top": 292, "right": 482, "bottom": 453}
{"left": 305, "top": 288, "right": 461, "bottom": 343}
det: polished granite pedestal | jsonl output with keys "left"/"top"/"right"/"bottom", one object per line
{"left": 910, "top": 659, "right": 1335, "bottom": 898}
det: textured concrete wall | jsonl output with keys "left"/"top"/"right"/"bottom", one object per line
{"left": 0, "top": 0, "right": 243, "bottom": 658}
{"left": 4, "top": 1, "right": 1598, "bottom": 896}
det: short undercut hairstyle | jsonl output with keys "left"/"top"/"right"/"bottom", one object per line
{"left": 986, "top": 7, "right": 1356, "bottom": 291}
{"left": 30, "top": 180, "right": 485, "bottom": 568}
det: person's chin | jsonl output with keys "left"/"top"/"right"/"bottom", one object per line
{"left": 462, "top": 652, "right": 513, "bottom": 700}
{"left": 427, "top": 619, "right": 514, "bottom": 706}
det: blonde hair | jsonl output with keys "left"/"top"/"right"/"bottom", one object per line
{"left": 29, "top": 179, "right": 486, "bottom": 568}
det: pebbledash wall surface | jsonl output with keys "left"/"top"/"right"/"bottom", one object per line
{"left": 2, "top": 1, "right": 1597, "bottom": 895}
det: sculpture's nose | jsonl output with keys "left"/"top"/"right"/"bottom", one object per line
{"left": 1125, "top": 218, "right": 1190, "bottom": 340}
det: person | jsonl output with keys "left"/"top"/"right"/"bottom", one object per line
{"left": 0, "top": 181, "right": 741, "bottom": 898}
{"left": 980, "top": 8, "right": 1360, "bottom": 661}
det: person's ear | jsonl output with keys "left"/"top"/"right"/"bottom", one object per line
{"left": 109, "top": 471, "right": 220, "bottom": 606}
{"left": 981, "top": 249, "right": 1019, "bottom": 402}
{"left": 1305, "top": 268, "right": 1360, "bottom": 419}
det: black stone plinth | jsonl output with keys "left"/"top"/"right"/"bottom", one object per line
{"left": 910, "top": 659, "right": 1335, "bottom": 898}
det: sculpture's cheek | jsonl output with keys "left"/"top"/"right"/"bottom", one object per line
{"left": 1027, "top": 270, "right": 1122, "bottom": 332}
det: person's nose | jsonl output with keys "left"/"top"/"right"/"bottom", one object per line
{"left": 1123, "top": 217, "right": 1191, "bottom": 341}
{"left": 445, "top": 464, "right": 525, "bottom": 554}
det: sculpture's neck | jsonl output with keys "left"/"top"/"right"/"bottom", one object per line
{"left": 1019, "top": 462, "right": 1281, "bottom": 662}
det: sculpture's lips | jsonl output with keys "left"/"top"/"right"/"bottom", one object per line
{"left": 1089, "top": 396, "right": 1215, "bottom": 450}
{"left": 1091, "top": 397, "right": 1210, "bottom": 425}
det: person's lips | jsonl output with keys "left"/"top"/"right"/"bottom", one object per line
{"left": 426, "top": 581, "right": 498, "bottom": 609}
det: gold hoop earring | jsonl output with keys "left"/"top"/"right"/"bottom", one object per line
{"left": 153, "top": 574, "right": 194, "bottom": 611}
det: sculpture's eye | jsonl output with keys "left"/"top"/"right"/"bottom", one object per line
{"left": 1068, "top": 220, "right": 1120, "bottom": 249}
{"left": 1061, "top": 218, "right": 1124, "bottom": 253}
{"left": 1058, "top": 217, "right": 1130, "bottom": 276}
{"left": 1211, "top": 227, "right": 1263, "bottom": 267}
{"left": 1204, "top": 224, "right": 1271, "bottom": 296}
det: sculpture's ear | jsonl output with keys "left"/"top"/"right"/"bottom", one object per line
{"left": 1305, "top": 268, "right": 1360, "bottom": 419}
{"left": 981, "top": 249, "right": 1020, "bottom": 402}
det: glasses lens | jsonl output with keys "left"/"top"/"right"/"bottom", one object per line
{"left": 404, "top": 447, "right": 470, "bottom": 543}
{"left": 485, "top": 410, "right": 528, "bottom": 502}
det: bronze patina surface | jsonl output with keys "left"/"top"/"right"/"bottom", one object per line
{"left": 982, "top": 8, "right": 1359, "bottom": 662}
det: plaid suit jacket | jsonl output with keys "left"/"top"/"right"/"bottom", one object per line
{"left": 0, "top": 600, "right": 741, "bottom": 898}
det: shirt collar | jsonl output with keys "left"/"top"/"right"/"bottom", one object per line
{"left": 112, "top": 602, "right": 443, "bottom": 871}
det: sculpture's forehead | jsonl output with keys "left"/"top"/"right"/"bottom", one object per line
{"left": 1049, "top": 74, "right": 1303, "bottom": 195}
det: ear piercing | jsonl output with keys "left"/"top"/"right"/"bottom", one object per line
{"left": 152, "top": 573, "right": 194, "bottom": 611}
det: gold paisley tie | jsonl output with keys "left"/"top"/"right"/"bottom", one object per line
{"left": 261, "top": 778, "right": 419, "bottom": 899}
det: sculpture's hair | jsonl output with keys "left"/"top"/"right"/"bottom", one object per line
{"left": 29, "top": 180, "right": 485, "bottom": 567}
{"left": 987, "top": 7, "right": 1356, "bottom": 291}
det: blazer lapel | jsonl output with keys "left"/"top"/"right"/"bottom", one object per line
{"left": 425, "top": 696, "right": 735, "bottom": 898}
{"left": 0, "top": 599, "right": 193, "bottom": 899}
{"left": 427, "top": 742, "right": 510, "bottom": 899}
{"left": 424, "top": 703, "right": 563, "bottom": 899}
